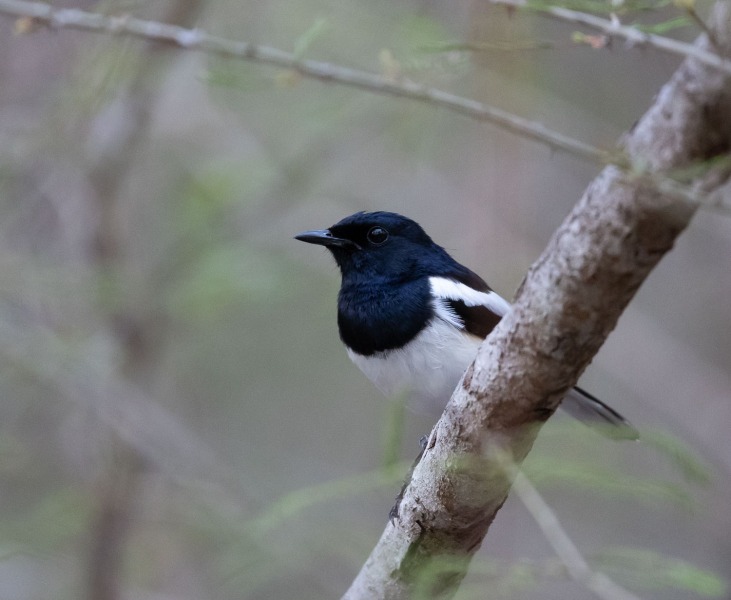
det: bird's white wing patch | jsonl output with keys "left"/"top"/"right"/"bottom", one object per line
{"left": 429, "top": 276, "right": 512, "bottom": 317}
{"left": 432, "top": 296, "right": 464, "bottom": 329}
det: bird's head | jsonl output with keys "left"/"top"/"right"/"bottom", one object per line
{"left": 295, "top": 211, "right": 446, "bottom": 282}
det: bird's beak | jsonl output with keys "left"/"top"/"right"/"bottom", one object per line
{"left": 294, "top": 229, "right": 359, "bottom": 249}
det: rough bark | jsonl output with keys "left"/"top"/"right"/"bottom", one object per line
{"left": 343, "top": 4, "right": 731, "bottom": 599}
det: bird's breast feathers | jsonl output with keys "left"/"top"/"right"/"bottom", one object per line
{"left": 346, "top": 276, "right": 511, "bottom": 408}
{"left": 347, "top": 317, "right": 482, "bottom": 410}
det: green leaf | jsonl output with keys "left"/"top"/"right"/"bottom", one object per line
{"left": 293, "top": 18, "right": 331, "bottom": 59}
{"left": 633, "top": 16, "right": 691, "bottom": 33}
{"left": 526, "top": 0, "right": 674, "bottom": 15}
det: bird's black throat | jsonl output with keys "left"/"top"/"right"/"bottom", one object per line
{"left": 337, "top": 278, "right": 433, "bottom": 356}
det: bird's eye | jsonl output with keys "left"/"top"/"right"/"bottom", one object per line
{"left": 366, "top": 226, "right": 389, "bottom": 245}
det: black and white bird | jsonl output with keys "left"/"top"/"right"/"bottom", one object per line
{"left": 295, "top": 211, "right": 638, "bottom": 440}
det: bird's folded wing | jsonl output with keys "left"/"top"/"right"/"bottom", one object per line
{"left": 429, "top": 274, "right": 510, "bottom": 339}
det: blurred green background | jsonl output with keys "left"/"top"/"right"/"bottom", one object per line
{"left": 0, "top": 0, "right": 729, "bottom": 598}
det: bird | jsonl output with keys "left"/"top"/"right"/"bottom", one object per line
{"left": 295, "top": 211, "right": 638, "bottom": 440}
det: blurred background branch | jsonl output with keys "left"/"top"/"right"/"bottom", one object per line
{"left": 486, "top": 0, "right": 731, "bottom": 76}
{"left": 0, "top": 0, "right": 606, "bottom": 160}
{"left": 83, "top": 0, "right": 205, "bottom": 596}
{"left": 511, "top": 469, "right": 642, "bottom": 600}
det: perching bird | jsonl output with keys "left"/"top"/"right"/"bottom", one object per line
{"left": 295, "top": 211, "right": 638, "bottom": 440}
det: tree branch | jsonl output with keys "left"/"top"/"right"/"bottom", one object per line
{"left": 0, "top": 0, "right": 604, "bottom": 162}
{"left": 487, "top": 0, "right": 731, "bottom": 77}
{"left": 343, "top": 2, "right": 731, "bottom": 598}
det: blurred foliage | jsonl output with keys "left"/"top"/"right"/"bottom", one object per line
{"left": 633, "top": 16, "right": 692, "bottom": 33}
{"left": 526, "top": 0, "right": 676, "bottom": 15}
{"left": 524, "top": 425, "right": 715, "bottom": 512}
{"left": 595, "top": 547, "right": 728, "bottom": 596}
{"left": 456, "top": 549, "right": 728, "bottom": 599}
{"left": 167, "top": 243, "right": 284, "bottom": 320}
{"left": 166, "top": 162, "right": 284, "bottom": 320}
{"left": 640, "top": 429, "right": 714, "bottom": 485}
{"left": 0, "top": 487, "right": 91, "bottom": 555}
{"left": 526, "top": 458, "right": 699, "bottom": 510}
{"left": 525, "top": 0, "right": 697, "bottom": 37}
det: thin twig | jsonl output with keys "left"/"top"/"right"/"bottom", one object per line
{"left": 684, "top": 5, "right": 721, "bottom": 49}
{"left": 487, "top": 0, "right": 731, "bottom": 76}
{"left": 510, "top": 470, "right": 644, "bottom": 600}
{"left": 0, "top": 0, "right": 605, "bottom": 162}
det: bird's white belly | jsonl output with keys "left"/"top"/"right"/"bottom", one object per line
{"left": 346, "top": 318, "right": 482, "bottom": 412}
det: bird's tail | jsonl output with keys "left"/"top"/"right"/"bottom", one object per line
{"left": 560, "top": 387, "right": 640, "bottom": 441}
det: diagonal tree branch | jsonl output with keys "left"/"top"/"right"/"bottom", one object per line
{"left": 343, "top": 2, "right": 731, "bottom": 598}
{"left": 487, "top": 0, "right": 731, "bottom": 76}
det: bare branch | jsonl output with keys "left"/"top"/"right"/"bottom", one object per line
{"left": 343, "top": 3, "right": 731, "bottom": 598}
{"left": 0, "top": 0, "right": 605, "bottom": 162}
{"left": 487, "top": 0, "right": 731, "bottom": 77}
